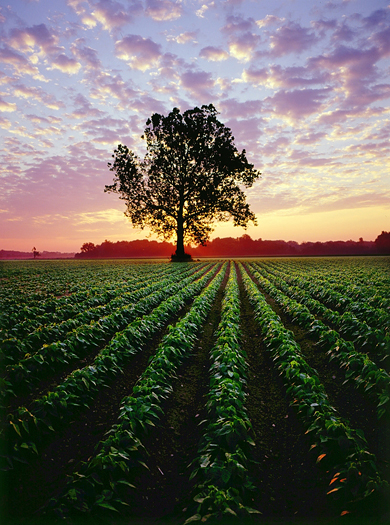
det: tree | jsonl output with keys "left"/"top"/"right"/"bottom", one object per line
{"left": 80, "top": 242, "right": 96, "bottom": 253}
{"left": 105, "top": 104, "right": 260, "bottom": 260}
{"left": 375, "top": 231, "right": 390, "bottom": 254}
{"left": 32, "top": 247, "right": 40, "bottom": 259}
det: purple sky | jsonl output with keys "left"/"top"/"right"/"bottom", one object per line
{"left": 1, "top": 0, "right": 389, "bottom": 252}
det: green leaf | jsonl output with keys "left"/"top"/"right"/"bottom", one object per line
{"left": 96, "top": 502, "right": 119, "bottom": 512}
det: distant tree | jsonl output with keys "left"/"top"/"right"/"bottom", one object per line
{"left": 105, "top": 104, "right": 260, "bottom": 260}
{"left": 32, "top": 247, "right": 40, "bottom": 259}
{"left": 80, "top": 242, "right": 96, "bottom": 253}
{"left": 375, "top": 231, "right": 390, "bottom": 253}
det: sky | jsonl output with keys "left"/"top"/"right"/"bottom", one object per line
{"left": 1, "top": 0, "right": 389, "bottom": 253}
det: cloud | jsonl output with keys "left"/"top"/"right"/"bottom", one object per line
{"left": 261, "top": 136, "right": 291, "bottom": 157}
{"left": 266, "top": 64, "right": 330, "bottom": 89}
{"left": 8, "top": 23, "right": 60, "bottom": 56}
{"left": 180, "top": 69, "right": 215, "bottom": 101}
{"left": 70, "top": 93, "right": 105, "bottom": 119}
{"left": 91, "top": 0, "right": 135, "bottom": 31}
{"left": 362, "top": 8, "right": 390, "bottom": 28}
{"left": 145, "top": 0, "right": 182, "bottom": 21}
{"left": 219, "top": 99, "right": 263, "bottom": 119}
{"left": 0, "top": 97, "right": 17, "bottom": 112}
{"left": 87, "top": 71, "right": 139, "bottom": 106}
{"left": 51, "top": 53, "right": 81, "bottom": 74}
{"left": 199, "top": 46, "right": 229, "bottom": 61}
{"left": 169, "top": 31, "right": 198, "bottom": 44}
{"left": 67, "top": 0, "right": 142, "bottom": 30}
{"left": 0, "top": 46, "right": 44, "bottom": 79}
{"left": 12, "top": 82, "right": 65, "bottom": 110}
{"left": 269, "top": 22, "right": 318, "bottom": 56}
{"left": 265, "top": 88, "right": 331, "bottom": 120}
{"left": 71, "top": 39, "right": 102, "bottom": 69}
{"left": 256, "top": 15, "right": 285, "bottom": 28}
{"left": 222, "top": 15, "right": 257, "bottom": 34}
{"left": 196, "top": 3, "right": 214, "bottom": 18}
{"left": 115, "top": 34, "right": 162, "bottom": 71}
{"left": 229, "top": 32, "right": 260, "bottom": 61}
{"left": 295, "top": 131, "right": 327, "bottom": 145}
{"left": 75, "top": 208, "right": 128, "bottom": 224}
{"left": 241, "top": 66, "right": 268, "bottom": 85}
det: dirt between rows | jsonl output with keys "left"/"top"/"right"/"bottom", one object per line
{"left": 2, "top": 265, "right": 221, "bottom": 523}
{"left": 1, "top": 261, "right": 389, "bottom": 525}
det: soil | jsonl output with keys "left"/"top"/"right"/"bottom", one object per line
{"left": 1, "top": 261, "right": 389, "bottom": 525}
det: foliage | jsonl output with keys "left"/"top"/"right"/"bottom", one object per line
{"left": 105, "top": 105, "right": 260, "bottom": 257}
{"left": 241, "top": 262, "right": 389, "bottom": 515}
{"left": 187, "top": 263, "right": 259, "bottom": 522}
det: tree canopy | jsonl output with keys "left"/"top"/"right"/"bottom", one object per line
{"left": 105, "top": 104, "right": 260, "bottom": 259}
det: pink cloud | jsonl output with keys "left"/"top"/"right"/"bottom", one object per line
{"left": 71, "top": 39, "right": 102, "bottom": 69}
{"left": 362, "top": 8, "right": 390, "bottom": 28}
{"left": 229, "top": 32, "right": 261, "bottom": 61}
{"left": 261, "top": 136, "right": 290, "bottom": 157}
{"left": 331, "top": 22, "right": 355, "bottom": 42}
{"left": 51, "top": 54, "right": 81, "bottom": 74}
{"left": 268, "top": 64, "right": 331, "bottom": 88}
{"left": 88, "top": 71, "right": 139, "bottom": 106}
{"left": 170, "top": 31, "right": 198, "bottom": 44}
{"left": 92, "top": 0, "right": 135, "bottom": 31}
{"left": 180, "top": 69, "right": 215, "bottom": 101}
{"left": 265, "top": 88, "right": 331, "bottom": 119}
{"left": 373, "top": 26, "right": 390, "bottom": 56}
{"left": 115, "top": 34, "right": 162, "bottom": 71}
{"left": 145, "top": 0, "right": 182, "bottom": 21}
{"left": 312, "top": 45, "right": 379, "bottom": 78}
{"left": 12, "top": 82, "right": 65, "bottom": 110}
{"left": 0, "top": 46, "right": 42, "bottom": 78}
{"left": 256, "top": 15, "right": 285, "bottom": 28}
{"left": 199, "top": 46, "right": 229, "bottom": 61}
{"left": 70, "top": 93, "right": 105, "bottom": 119}
{"left": 224, "top": 117, "right": 264, "bottom": 149}
{"left": 295, "top": 131, "right": 327, "bottom": 145}
{"left": 269, "top": 22, "right": 318, "bottom": 56}
{"left": 219, "top": 99, "right": 263, "bottom": 119}
{"left": 222, "top": 15, "right": 257, "bottom": 34}
{"left": 242, "top": 66, "right": 268, "bottom": 85}
{"left": 8, "top": 23, "right": 59, "bottom": 55}
{"left": 0, "top": 97, "right": 17, "bottom": 112}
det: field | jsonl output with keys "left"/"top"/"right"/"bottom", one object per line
{"left": 0, "top": 257, "right": 389, "bottom": 525}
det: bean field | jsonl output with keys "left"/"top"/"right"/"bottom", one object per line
{"left": 0, "top": 257, "right": 389, "bottom": 525}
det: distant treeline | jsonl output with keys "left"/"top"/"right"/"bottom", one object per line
{"left": 75, "top": 231, "right": 390, "bottom": 258}
{"left": 0, "top": 250, "right": 75, "bottom": 260}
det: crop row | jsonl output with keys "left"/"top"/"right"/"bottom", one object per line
{"left": 240, "top": 263, "right": 389, "bottom": 515}
{"left": 45, "top": 263, "right": 227, "bottom": 519}
{"left": 2, "top": 264, "right": 207, "bottom": 397}
{"left": 0, "top": 261, "right": 173, "bottom": 332}
{"left": 248, "top": 263, "right": 390, "bottom": 420}
{"left": 260, "top": 261, "right": 390, "bottom": 339}
{"left": 263, "top": 259, "right": 390, "bottom": 313}
{"left": 186, "top": 263, "right": 259, "bottom": 523}
{"left": 0, "top": 262, "right": 177, "bottom": 340}
{"left": 2, "top": 263, "right": 220, "bottom": 469}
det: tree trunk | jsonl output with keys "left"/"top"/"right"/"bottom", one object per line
{"left": 175, "top": 215, "right": 185, "bottom": 258}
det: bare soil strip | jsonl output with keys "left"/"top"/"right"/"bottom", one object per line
{"left": 123, "top": 266, "right": 229, "bottom": 522}
{"left": 244, "top": 265, "right": 390, "bottom": 499}
{"left": 3, "top": 294, "right": 197, "bottom": 522}
{"left": 236, "top": 264, "right": 331, "bottom": 521}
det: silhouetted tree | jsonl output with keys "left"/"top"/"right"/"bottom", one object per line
{"left": 80, "top": 242, "right": 96, "bottom": 253}
{"left": 32, "top": 247, "right": 40, "bottom": 259}
{"left": 105, "top": 104, "right": 260, "bottom": 260}
{"left": 375, "top": 231, "right": 390, "bottom": 254}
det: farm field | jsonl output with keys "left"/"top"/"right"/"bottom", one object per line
{"left": 0, "top": 257, "right": 389, "bottom": 525}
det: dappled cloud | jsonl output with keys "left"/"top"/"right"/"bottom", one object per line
{"left": 1, "top": 0, "right": 389, "bottom": 251}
